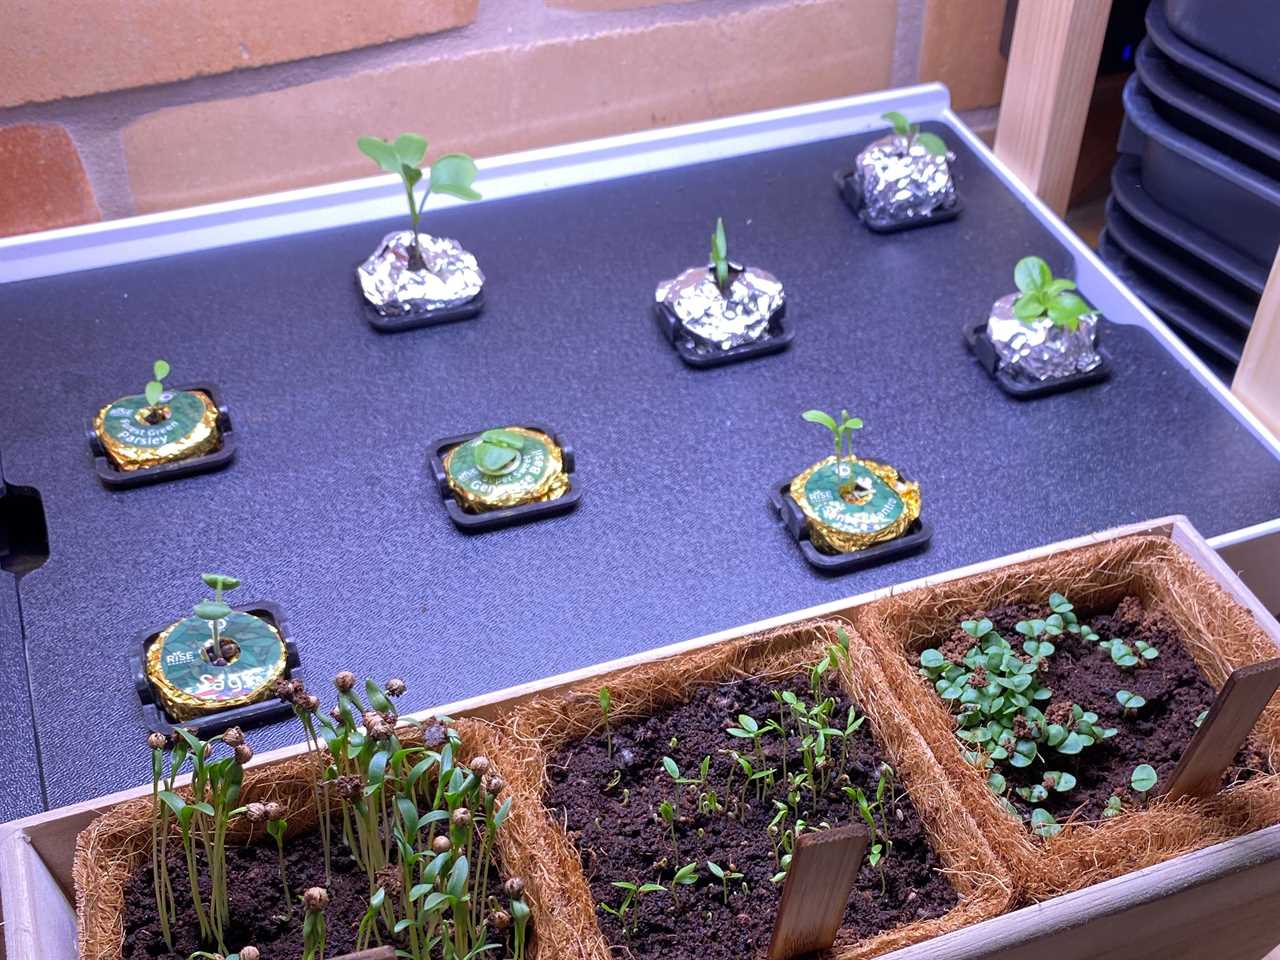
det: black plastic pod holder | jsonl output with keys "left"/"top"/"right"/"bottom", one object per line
{"left": 429, "top": 423, "right": 582, "bottom": 532}
{"left": 88, "top": 382, "right": 236, "bottom": 489}
{"left": 133, "top": 601, "right": 301, "bottom": 737}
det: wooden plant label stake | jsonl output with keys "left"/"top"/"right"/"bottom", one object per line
{"left": 766, "top": 823, "right": 870, "bottom": 960}
{"left": 328, "top": 947, "right": 397, "bottom": 960}
{"left": 1164, "top": 658, "right": 1280, "bottom": 802}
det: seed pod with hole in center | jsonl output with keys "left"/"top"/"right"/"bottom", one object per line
{"left": 469, "top": 756, "right": 490, "bottom": 776}
{"left": 264, "top": 801, "right": 285, "bottom": 822}
{"left": 273, "top": 678, "right": 299, "bottom": 703}
{"left": 297, "top": 692, "right": 320, "bottom": 713}
{"left": 386, "top": 677, "right": 406, "bottom": 697}
{"left": 234, "top": 743, "right": 254, "bottom": 765}
{"left": 491, "top": 909, "right": 512, "bottom": 931}
{"left": 451, "top": 808, "right": 472, "bottom": 828}
{"left": 485, "top": 774, "right": 506, "bottom": 795}
{"left": 303, "top": 887, "right": 329, "bottom": 912}
{"left": 503, "top": 877, "right": 525, "bottom": 899}
{"left": 330, "top": 706, "right": 343, "bottom": 724}
{"left": 147, "top": 731, "right": 168, "bottom": 751}
{"left": 335, "top": 671, "right": 356, "bottom": 692}
{"left": 222, "top": 726, "right": 245, "bottom": 747}
{"left": 244, "top": 802, "right": 268, "bottom": 823}
{"left": 423, "top": 723, "right": 447, "bottom": 749}
{"left": 432, "top": 835, "right": 452, "bottom": 854}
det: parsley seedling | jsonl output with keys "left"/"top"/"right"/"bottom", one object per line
{"left": 710, "top": 217, "right": 731, "bottom": 291}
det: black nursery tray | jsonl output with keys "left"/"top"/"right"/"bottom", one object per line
{"left": 131, "top": 600, "right": 301, "bottom": 738}
{"left": 363, "top": 289, "right": 485, "bottom": 333}
{"left": 768, "top": 475, "right": 932, "bottom": 574}
{"left": 833, "top": 162, "right": 963, "bottom": 233}
{"left": 428, "top": 424, "right": 581, "bottom": 532}
{"left": 653, "top": 300, "right": 792, "bottom": 367}
{"left": 87, "top": 382, "right": 236, "bottom": 489}
{"left": 3, "top": 89, "right": 1280, "bottom": 809}
{"left": 963, "top": 319, "right": 1111, "bottom": 399}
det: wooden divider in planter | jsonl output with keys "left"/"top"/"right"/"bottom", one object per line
{"left": 848, "top": 532, "right": 1280, "bottom": 900}
{"left": 6, "top": 517, "right": 1280, "bottom": 960}
{"left": 488, "top": 620, "right": 1015, "bottom": 960}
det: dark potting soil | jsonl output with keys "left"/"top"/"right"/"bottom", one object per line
{"left": 121, "top": 825, "right": 513, "bottom": 960}
{"left": 544, "top": 673, "right": 959, "bottom": 960}
{"left": 946, "top": 595, "right": 1264, "bottom": 825}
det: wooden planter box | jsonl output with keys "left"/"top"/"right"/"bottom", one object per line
{"left": 4, "top": 517, "right": 1280, "bottom": 960}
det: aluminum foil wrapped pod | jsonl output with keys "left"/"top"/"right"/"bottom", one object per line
{"left": 654, "top": 262, "right": 785, "bottom": 352}
{"left": 357, "top": 230, "right": 485, "bottom": 317}
{"left": 854, "top": 133, "right": 957, "bottom": 229}
{"left": 986, "top": 292, "right": 1102, "bottom": 382}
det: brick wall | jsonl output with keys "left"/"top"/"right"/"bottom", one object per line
{"left": 0, "top": 0, "right": 1007, "bottom": 238}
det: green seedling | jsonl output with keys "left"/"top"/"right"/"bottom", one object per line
{"left": 1011, "top": 256, "right": 1092, "bottom": 331}
{"left": 511, "top": 895, "right": 532, "bottom": 960}
{"left": 194, "top": 572, "right": 241, "bottom": 666}
{"left": 802, "top": 408, "right": 864, "bottom": 469}
{"left": 143, "top": 359, "right": 171, "bottom": 421}
{"left": 1195, "top": 709, "right": 1208, "bottom": 728}
{"left": 265, "top": 813, "right": 291, "bottom": 916}
{"left": 1030, "top": 808, "right": 1061, "bottom": 838}
{"left": 658, "top": 799, "right": 679, "bottom": 855}
{"left": 881, "top": 111, "right": 947, "bottom": 157}
{"left": 302, "top": 888, "right": 328, "bottom": 960}
{"left": 599, "top": 686, "right": 613, "bottom": 759}
{"left": 472, "top": 429, "right": 524, "bottom": 477}
{"left": 1103, "top": 794, "right": 1124, "bottom": 818}
{"left": 710, "top": 217, "right": 730, "bottom": 291}
{"left": 601, "top": 880, "right": 664, "bottom": 936}
{"left": 706, "top": 860, "right": 743, "bottom": 904}
{"left": 1116, "top": 690, "right": 1147, "bottom": 712}
{"left": 669, "top": 861, "right": 699, "bottom": 905}
{"left": 357, "top": 133, "right": 480, "bottom": 270}
{"left": 1131, "top": 763, "right": 1158, "bottom": 794}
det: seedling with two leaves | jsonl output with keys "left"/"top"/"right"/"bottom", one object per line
{"left": 882, "top": 111, "right": 948, "bottom": 157}
{"left": 142, "top": 359, "right": 171, "bottom": 421}
{"left": 1011, "top": 256, "right": 1092, "bottom": 331}
{"left": 472, "top": 429, "right": 525, "bottom": 478}
{"left": 357, "top": 133, "right": 480, "bottom": 270}
{"left": 194, "top": 572, "right": 241, "bottom": 665}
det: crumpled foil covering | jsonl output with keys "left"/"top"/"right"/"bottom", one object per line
{"left": 654, "top": 262, "right": 785, "bottom": 351}
{"left": 986, "top": 292, "right": 1102, "bottom": 381}
{"left": 789, "top": 455, "right": 921, "bottom": 555}
{"left": 357, "top": 230, "right": 485, "bottom": 316}
{"left": 854, "top": 133, "right": 957, "bottom": 228}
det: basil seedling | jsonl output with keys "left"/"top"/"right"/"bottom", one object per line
{"left": 882, "top": 110, "right": 947, "bottom": 157}
{"left": 1011, "top": 256, "right": 1092, "bottom": 331}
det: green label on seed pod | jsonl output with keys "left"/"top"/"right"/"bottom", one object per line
{"left": 101, "top": 389, "right": 209, "bottom": 449}
{"left": 803, "top": 460, "right": 905, "bottom": 535}
{"left": 447, "top": 431, "right": 555, "bottom": 500}
{"left": 157, "top": 611, "right": 284, "bottom": 706}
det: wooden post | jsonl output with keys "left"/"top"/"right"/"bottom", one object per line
{"left": 766, "top": 824, "right": 869, "bottom": 960}
{"left": 993, "top": 0, "right": 1113, "bottom": 216}
{"left": 1165, "top": 659, "right": 1280, "bottom": 802}
{"left": 1233, "top": 249, "right": 1280, "bottom": 437}
{"left": 328, "top": 948, "right": 397, "bottom": 960}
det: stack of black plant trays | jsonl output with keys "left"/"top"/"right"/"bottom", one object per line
{"left": 1099, "top": 1, "right": 1280, "bottom": 381}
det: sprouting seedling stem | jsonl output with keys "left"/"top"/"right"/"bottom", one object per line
{"left": 144, "top": 359, "right": 170, "bottom": 414}
{"left": 357, "top": 134, "right": 481, "bottom": 270}
{"left": 599, "top": 686, "right": 613, "bottom": 760}
{"left": 801, "top": 409, "right": 864, "bottom": 469}
{"left": 881, "top": 111, "right": 948, "bottom": 157}
{"left": 710, "top": 217, "right": 730, "bottom": 292}
{"left": 194, "top": 573, "right": 240, "bottom": 663}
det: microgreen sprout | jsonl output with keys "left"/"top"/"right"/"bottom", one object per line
{"left": 669, "top": 861, "right": 699, "bottom": 905}
{"left": 1116, "top": 690, "right": 1147, "bottom": 712}
{"left": 1030, "top": 808, "right": 1061, "bottom": 838}
{"left": 1131, "top": 763, "right": 1158, "bottom": 794}
{"left": 881, "top": 111, "right": 947, "bottom": 157}
{"left": 602, "top": 880, "right": 664, "bottom": 936}
{"left": 1011, "top": 256, "right": 1091, "bottom": 331}
{"left": 263, "top": 805, "right": 291, "bottom": 916}
{"left": 357, "top": 133, "right": 480, "bottom": 271}
{"left": 146, "top": 731, "right": 179, "bottom": 949}
{"left": 302, "top": 887, "right": 329, "bottom": 960}
{"left": 1103, "top": 794, "right": 1124, "bottom": 818}
{"left": 705, "top": 860, "right": 743, "bottom": 904}
{"left": 710, "top": 217, "right": 730, "bottom": 291}
{"left": 802, "top": 408, "right": 863, "bottom": 469}
{"left": 194, "top": 573, "right": 241, "bottom": 666}
{"left": 658, "top": 799, "right": 679, "bottom": 855}
{"left": 143, "top": 359, "right": 171, "bottom": 422}
{"left": 599, "top": 686, "right": 613, "bottom": 759}
{"left": 1195, "top": 709, "right": 1208, "bottom": 728}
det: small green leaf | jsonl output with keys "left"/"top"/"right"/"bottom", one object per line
{"left": 662, "top": 756, "right": 680, "bottom": 780}
{"left": 881, "top": 111, "right": 911, "bottom": 137}
{"left": 476, "top": 443, "right": 518, "bottom": 474}
{"left": 201, "top": 573, "right": 241, "bottom": 592}
{"left": 916, "top": 131, "right": 947, "bottom": 156}
{"left": 393, "top": 133, "right": 428, "bottom": 168}
{"left": 1030, "top": 808, "right": 1061, "bottom": 838}
{"left": 1014, "top": 256, "right": 1052, "bottom": 294}
{"left": 1131, "top": 764, "right": 1158, "bottom": 793}
{"left": 1013, "top": 292, "right": 1046, "bottom": 321}
{"left": 1116, "top": 690, "right": 1146, "bottom": 711}
{"left": 801, "top": 410, "right": 838, "bottom": 432}
{"left": 429, "top": 154, "right": 481, "bottom": 201}
{"left": 920, "top": 649, "right": 946, "bottom": 669}
{"left": 144, "top": 381, "right": 164, "bottom": 406}
{"left": 193, "top": 599, "right": 232, "bottom": 621}
{"left": 357, "top": 135, "right": 401, "bottom": 174}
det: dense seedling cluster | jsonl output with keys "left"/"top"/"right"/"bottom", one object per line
{"left": 596, "top": 633, "right": 903, "bottom": 931}
{"left": 919, "top": 593, "right": 1162, "bottom": 836}
{"left": 145, "top": 674, "right": 530, "bottom": 960}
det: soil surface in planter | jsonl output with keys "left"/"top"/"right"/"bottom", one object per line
{"left": 545, "top": 673, "right": 958, "bottom": 960}
{"left": 944, "top": 595, "right": 1261, "bottom": 824}
{"left": 121, "top": 825, "right": 513, "bottom": 960}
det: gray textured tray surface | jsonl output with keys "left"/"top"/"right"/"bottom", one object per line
{"left": 2, "top": 122, "right": 1280, "bottom": 808}
{"left": 0, "top": 567, "right": 41, "bottom": 822}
